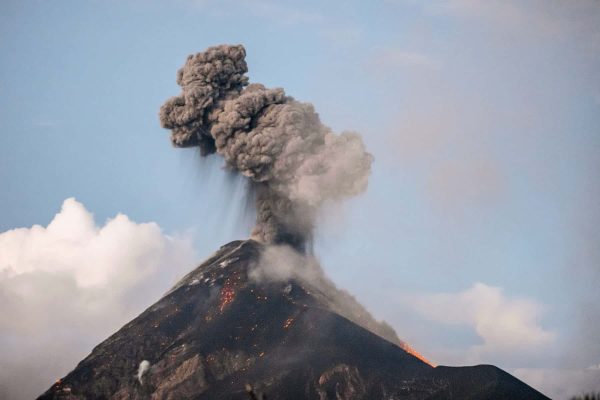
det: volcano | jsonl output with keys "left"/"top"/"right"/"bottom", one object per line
{"left": 39, "top": 240, "right": 549, "bottom": 399}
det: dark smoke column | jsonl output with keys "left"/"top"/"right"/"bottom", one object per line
{"left": 160, "top": 44, "right": 373, "bottom": 250}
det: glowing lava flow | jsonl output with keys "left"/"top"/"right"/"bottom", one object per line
{"left": 400, "top": 343, "right": 434, "bottom": 366}
{"left": 283, "top": 317, "right": 294, "bottom": 329}
{"left": 219, "top": 279, "right": 236, "bottom": 312}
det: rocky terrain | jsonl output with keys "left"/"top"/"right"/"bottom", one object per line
{"left": 39, "top": 240, "right": 549, "bottom": 399}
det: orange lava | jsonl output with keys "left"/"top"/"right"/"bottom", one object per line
{"left": 283, "top": 317, "right": 294, "bottom": 329}
{"left": 400, "top": 343, "right": 434, "bottom": 366}
{"left": 219, "top": 279, "right": 236, "bottom": 312}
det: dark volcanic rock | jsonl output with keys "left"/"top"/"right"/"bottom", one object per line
{"left": 38, "top": 240, "right": 549, "bottom": 399}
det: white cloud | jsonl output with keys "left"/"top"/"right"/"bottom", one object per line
{"left": 0, "top": 198, "right": 197, "bottom": 400}
{"left": 250, "top": 243, "right": 323, "bottom": 284}
{"left": 402, "top": 283, "right": 555, "bottom": 363}
{"left": 512, "top": 367, "right": 600, "bottom": 400}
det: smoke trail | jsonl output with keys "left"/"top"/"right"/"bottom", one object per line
{"left": 137, "top": 360, "right": 150, "bottom": 384}
{"left": 160, "top": 44, "right": 373, "bottom": 250}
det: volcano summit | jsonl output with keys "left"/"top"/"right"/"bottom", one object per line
{"left": 39, "top": 240, "right": 548, "bottom": 399}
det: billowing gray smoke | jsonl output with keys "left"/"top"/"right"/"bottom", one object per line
{"left": 160, "top": 44, "right": 373, "bottom": 249}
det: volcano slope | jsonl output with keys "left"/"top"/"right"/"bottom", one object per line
{"left": 39, "top": 240, "right": 549, "bottom": 399}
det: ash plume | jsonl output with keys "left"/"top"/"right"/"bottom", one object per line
{"left": 160, "top": 44, "right": 373, "bottom": 249}
{"left": 137, "top": 360, "right": 150, "bottom": 384}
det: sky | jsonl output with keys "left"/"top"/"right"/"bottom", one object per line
{"left": 0, "top": 0, "right": 599, "bottom": 399}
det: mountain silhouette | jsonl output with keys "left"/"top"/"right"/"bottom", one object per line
{"left": 39, "top": 240, "right": 549, "bottom": 399}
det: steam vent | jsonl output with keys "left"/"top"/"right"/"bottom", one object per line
{"left": 39, "top": 240, "right": 549, "bottom": 399}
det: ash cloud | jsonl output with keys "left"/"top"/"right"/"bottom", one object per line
{"left": 160, "top": 44, "right": 373, "bottom": 250}
{"left": 250, "top": 244, "right": 405, "bottom": 351}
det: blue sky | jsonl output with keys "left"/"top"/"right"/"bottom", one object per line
{"left": 1, "top": 1, "right": 599, "bottom": 398}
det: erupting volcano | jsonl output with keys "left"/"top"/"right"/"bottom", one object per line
{"left": 38, "top": 45, "right": 549, "bottom": 399}
{"left": 39, "top": 240, "right": 547, "bottom": 399}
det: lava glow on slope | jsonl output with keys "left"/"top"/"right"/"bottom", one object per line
{"left": 219, "top": 279, "right": 236, "bottom": 312}
{"left": 400, "top": 343, "right": 433, "bottom": 366}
